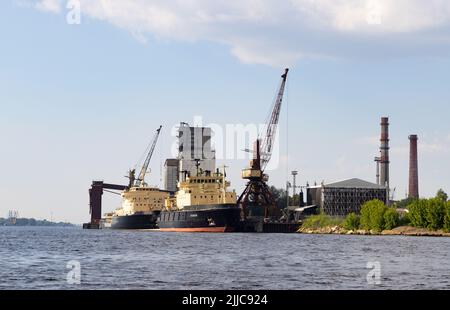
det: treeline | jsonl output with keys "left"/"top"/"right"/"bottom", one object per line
{"left": 270, "top": 186, "right": 302, "bottom": 209}
{"left": 302, "top": 189, "right": 450, "bottom": 233}
{"left": 408, "top": 198, "right": 450, "bottom": 231}
{"left": 342, "top": 200, "right": 404, "bottom": 232}
{"left": 0, "top": 218, "right": 75, "bottom": 227}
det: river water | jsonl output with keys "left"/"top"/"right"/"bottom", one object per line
{"left": 0, "top": 227, "right": 449, "bottom": 290}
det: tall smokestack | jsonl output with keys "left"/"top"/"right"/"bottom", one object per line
{"left": 409, "top": 135, "right": 419, "bottom": 199}
{"left": 374, "top": 157, "right": 381, "bottom": 185}
{"left": 379, "top": 117, "right": 390, "bottom": 189}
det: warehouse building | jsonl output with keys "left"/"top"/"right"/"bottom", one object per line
{"left": 307, "top": 178, "right": 387, "bottom": 217}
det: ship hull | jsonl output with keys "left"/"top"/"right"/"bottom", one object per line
{"left": 111, "top": 212, "right": 160, "bottom": 230}
{"left": 158, "top": 204, "right": 241, "bottom": 233}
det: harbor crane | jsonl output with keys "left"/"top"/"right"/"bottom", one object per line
{"left": 85, "top": 125, "right": 163, "bottom": 229}
{"left": 132, "top": 125, "right": 163, "bottom": 187}
{"left": 238, "top": 68, "right": 289, "bottom": 219}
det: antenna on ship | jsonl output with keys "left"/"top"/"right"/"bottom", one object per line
{"left": 194, "top": 159, "right": 201, "bottom": 176}
{"left": 126, "top": 169, "right": 136, "bottom": 188}
{"left": 221, "top": 165, "right": 228, "bottom": 177}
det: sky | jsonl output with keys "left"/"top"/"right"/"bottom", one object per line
{"left": 0, "top": 0, "right": 449, "bottom": 224}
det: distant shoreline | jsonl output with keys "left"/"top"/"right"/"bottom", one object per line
{"left": 0, "top": 218, "right": 76, "bottom": 227}
{"left": 298, "top": 225, "right": 450, "bottom": 237}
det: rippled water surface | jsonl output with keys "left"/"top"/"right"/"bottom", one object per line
{"left": 1, "top": 227, "right": 449, "bottom": 290}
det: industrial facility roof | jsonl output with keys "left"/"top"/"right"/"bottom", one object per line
{"left": 310, "top": 178, "right": 385, "bottom": 189}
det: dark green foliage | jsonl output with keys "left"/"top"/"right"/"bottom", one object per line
{"left": 343, "top": 213, "right": 360, "bottom": 230}
{"left": 383, "top": 208, "right": 400, "bottom": 230}
{"left": 408, "top": 199, "right": 429, "bottom": 228}
{"left": 269, "top": 186, "right": 288, "bottom": 211}
{"left": 395, "top": 197, "right": 416, "bottom": 209}
{"left": 408, "top": 198, "right": 447, "bottom": 231}
{"left": 436, "top": 189, "right": 448, "bottom": 202}
{"left": 360, "top": 200, "right": 388, "bottom": 233}
{"left": 444, "top": 202, "right": 450, "bottom": 233}
{"left": 425, "top": 198, "right": 446, "bottom": 231}
{"left": 289, "top": 194, "right": 301, "bottom": 207}
{"left": 399, "top": 213, "right": 411, "bottom": 226}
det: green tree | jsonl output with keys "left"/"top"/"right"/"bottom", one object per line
{"left": 408, "top": 199, "right": 428, "bottom": 228}
{"left": 436, "top": 189, "right": 448, "bottom": 202}
{"left": 343, "top": 213, "right": 360, "bottom": 230}
{"left": 383, "top": 208, "right": 400, "bottom": 230}
{"left": 289, "top": 194, "right": 301, "bottom": 207}
{"left": 399, "top": 212, "right": 411, "bottom": 226}
{"left": 425, "top": 198, "right": 446, "bottom": 230}
{"left": 444, "top": 202, "right": 450, "bottom": 233}
{"left": 395, "top": 197, "right": 416, "bottom": 209}
{"left": 270, "top": 186, "right": 287, "bottom": 211}
{"left": 360, "top": 200, "right": 387, "bottom": 232}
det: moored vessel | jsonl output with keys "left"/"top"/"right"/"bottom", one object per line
{"left": 109, "top": 125, "right": 169, "bottom": 229}
{"left": 158, "top": 167, "right": 241, "bottom": 232}
{"left": 111, "top": 185, "right": 169, "bottom": 229}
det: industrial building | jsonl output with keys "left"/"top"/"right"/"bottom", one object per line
{"left": 307, "top": 178, "right": 387, "bottom": 217}
{"left": 177, "top": 122, "right": 216, "bottom": 181}
{"left": 163, "top": 123, "right": 217, "bottom": 192}
{"left": 164, "top": 159, "right": 179, "bottom": 192}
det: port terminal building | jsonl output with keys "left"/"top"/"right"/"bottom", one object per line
{"left": 307, "top": 178, "right": 387, "bottom": 217}
{"left": 164, "top": 123, "right": 216, "bottom": 192}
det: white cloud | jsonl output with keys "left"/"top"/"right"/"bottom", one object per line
{"left": 30, "top": 0, "right": 450, "bottom": 66}
{"left": 391, "top": 134, "right": 450, "bottom": 155}
{"left": 290, "top": 0, "right": 450, "bottom": 33}
{"left": 35, "top": 0, "right": 62, "bottom": 13}
{"left": 420, "top": 141, "right": 449, "bottom": 154}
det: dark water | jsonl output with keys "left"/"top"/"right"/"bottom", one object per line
{"left": 1, "top": 226, "right": 449, "bottom": 290}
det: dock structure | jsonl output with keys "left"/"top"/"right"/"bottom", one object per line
{"left": 84, "top": 181, "right": 128, "bottom": 229}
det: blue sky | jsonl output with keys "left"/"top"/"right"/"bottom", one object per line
{"left": 1, "top": 1, "right": 449, "bottom": 223}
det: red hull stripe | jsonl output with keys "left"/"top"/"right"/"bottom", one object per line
{"left": 159, "top": 227, "right": 235, "bottom": 233}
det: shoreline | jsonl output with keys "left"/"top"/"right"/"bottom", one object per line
{"left": 298, "top": 225, "right": 450, "bottom": 237}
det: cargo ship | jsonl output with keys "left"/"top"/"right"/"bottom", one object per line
{"left": 109, "top": 126, "right": 170, "bottom": 229}
{"left": 110, "top": 181, "right": 169, "bottom": 229}
{"left": 158, "top": 167, "right": 242, "bottom": 232}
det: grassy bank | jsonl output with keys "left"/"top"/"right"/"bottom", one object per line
{"left": 298, "top": 189, "right": 450, "bottom": 236}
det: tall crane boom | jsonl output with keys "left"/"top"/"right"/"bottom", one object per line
{"left": 238, "top": 68, "right": 290, "bottom": 219}
{"left": 135, "top": 125, "right": 163, "bottom": 187}
{"left": 260, "top": 68, "right": 289, "bottom": 171}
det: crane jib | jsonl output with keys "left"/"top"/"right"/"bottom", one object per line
{"left": 135, "top": 125, "right": 163, "bottom": 187}
{"left": 261, "top": 68, "right": 289, "bottom": 171}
